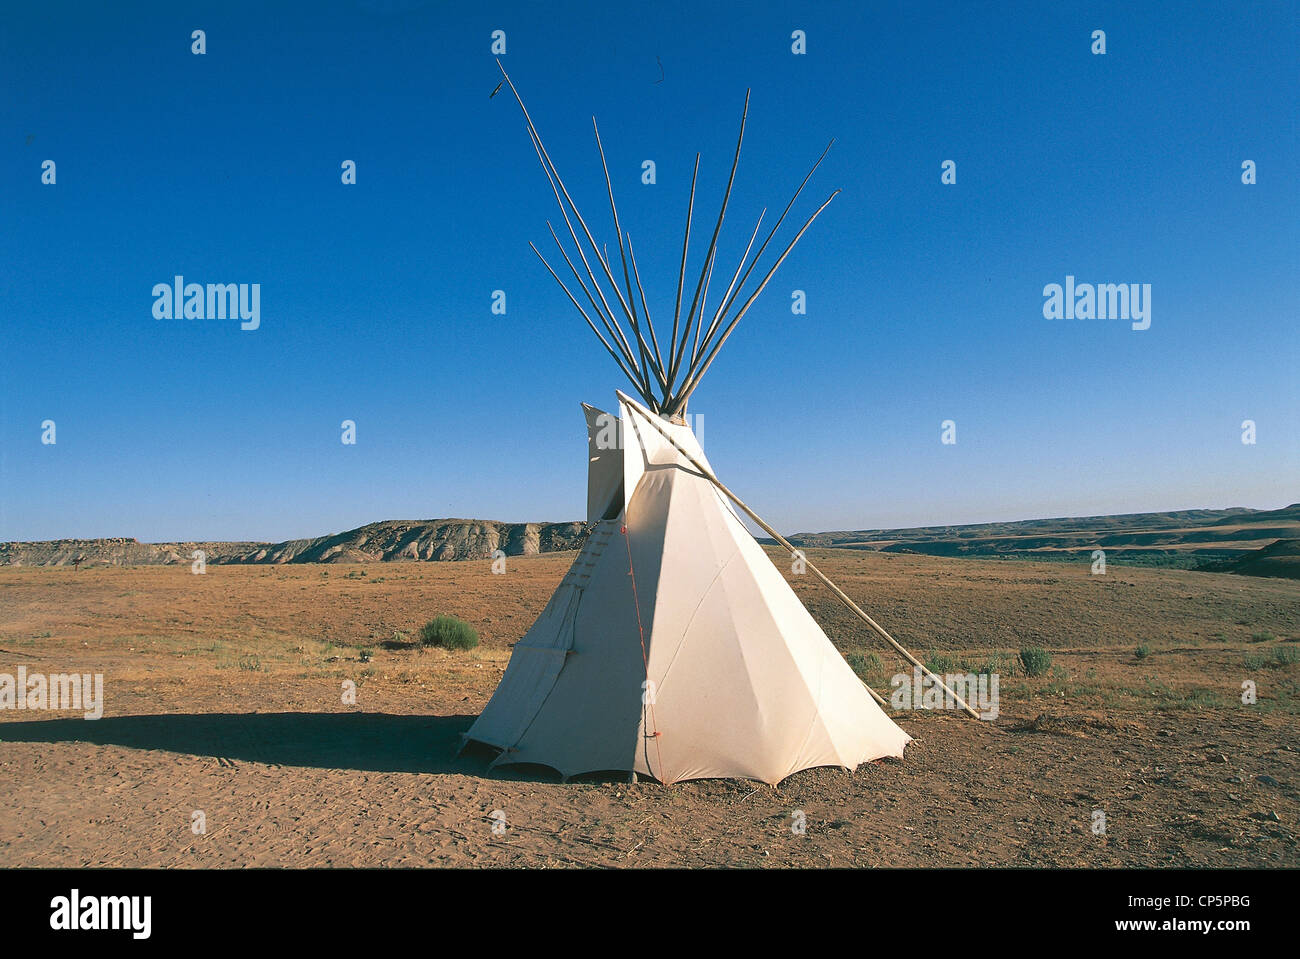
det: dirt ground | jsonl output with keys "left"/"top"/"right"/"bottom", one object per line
{"left": 0, "top": 550, "right": 1296, "bottom": 868}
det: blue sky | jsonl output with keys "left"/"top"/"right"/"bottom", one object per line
{"left": 2, "top": 0, "right": 1296, "bottom": 542}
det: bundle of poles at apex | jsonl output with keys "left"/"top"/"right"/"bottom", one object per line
{"left": 494, "top": 60, "right": 839, "bottom": 421}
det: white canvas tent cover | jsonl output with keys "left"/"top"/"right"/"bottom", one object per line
{"left": 465, "top": 398, "right": 910, "bottom": 785}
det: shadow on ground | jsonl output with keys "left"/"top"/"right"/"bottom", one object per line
{"left": 0, "top": 712, "right": 562, "bottom": 781}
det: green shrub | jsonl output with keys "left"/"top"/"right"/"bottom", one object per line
{"left": 1243, "top": 646, "right": 1298, "bottom": 670}
{"left": 1019, "top": 646, "right": 1052, "bottom": 677}
{"left": 973, "top": 652, "right": 1015, "bottom": 677}
{"left": 925, "top": 652, "right": 966, "bottom": 674}
{"left": 845, "top": 652, "right": 883, "bottom": 682}
{"left": 419, "top": 615, "right": 479, "bottom": 650}
{"left": 1250, "top": 631, "right": 1276, "bottom": 643}
{"left": 1135, "top": 644, "right": 1150, "bottom": 660}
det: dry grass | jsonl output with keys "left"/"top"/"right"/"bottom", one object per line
{"left": 0, "top": 551, "right": 1296, "bottom": 868}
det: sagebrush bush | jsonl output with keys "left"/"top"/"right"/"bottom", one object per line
{"left": 419, "top": 615, "right": 479, "bottom": 650}
{"left": 1019, "top": 646, "right": 1052, "bottom": 677}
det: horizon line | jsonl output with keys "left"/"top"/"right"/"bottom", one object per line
{"left": 5, "top": 500, "right": 1296, "bottom": 547}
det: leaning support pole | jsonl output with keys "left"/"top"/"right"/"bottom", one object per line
{"left": 615, "top": 391, "right": 981, "bottom": 720}
{"left": 859, "top": 679, "right": 889, "bottom": 709}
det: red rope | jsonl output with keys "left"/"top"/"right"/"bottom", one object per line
{"left": 622, "top": 522, "right": 666, "bottom": 783}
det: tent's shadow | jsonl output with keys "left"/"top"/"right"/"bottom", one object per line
{"left": 0, "top": 712, "right": 560, "bottom": 781}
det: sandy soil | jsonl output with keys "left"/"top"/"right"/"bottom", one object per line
{"left": 0, "top": 551, "right": 1296, "bottom": 867}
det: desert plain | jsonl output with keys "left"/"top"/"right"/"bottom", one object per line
{"left": 0, "top": 548, "right": 1296, "bottom": 868}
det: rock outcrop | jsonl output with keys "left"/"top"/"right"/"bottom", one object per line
{"left": 0, "top": 520, "right": 588, "bottom": 567}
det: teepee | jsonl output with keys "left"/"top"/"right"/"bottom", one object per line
{"left": 466, "top": 64, "right": 923, "bottom": 785}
